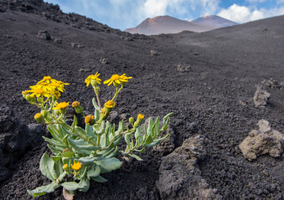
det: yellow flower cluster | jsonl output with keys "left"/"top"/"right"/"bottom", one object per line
{"left": 23, "top": 76, "right": 69, "bottom": 99}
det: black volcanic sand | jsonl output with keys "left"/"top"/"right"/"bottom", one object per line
{"left": 1, "top": 2, "right": 284, "bottom": 200}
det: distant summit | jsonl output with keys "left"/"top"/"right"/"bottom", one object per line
{"left": 125, "top": 15, "right": 218, "bottom": 35}
{"left": 192, "top": 15, "right": 238, "bottom": 28}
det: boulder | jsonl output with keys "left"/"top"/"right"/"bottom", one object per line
{"left": 156, "top": 135, "right": 222, "bottom": 200}
{"left": 239, "top": 119, "right": 284, "bottom": 161}
{"left": 0, "top": 105, "right": 44, "bottom": 181}
{"left": 36, "top": 29, "right": 51, "bottom": 40}
{"left": 253, "top": 86, "right": 270, "bottom": 108}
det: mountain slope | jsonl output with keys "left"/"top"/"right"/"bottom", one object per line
{"left": 125, "top": 15, "right": 218, "bottom": 35}
{"left": 192, "top": 15, "right": 238, "bottom": 27}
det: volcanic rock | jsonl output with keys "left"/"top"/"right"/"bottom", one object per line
{"left": 150, "top": 50, "right": 159, "bottom": 56}
{"left": 239, "top": 119, "right": 284, "bottom": 161}
{"left": 71, "top": 42, "right": 84, "bottom": 48}
{"left": 156, "top": 135, "right": 222, "bottom": 199}
{"left": 253, "top": 86, "right": 270, "bottom": 108}
{"left": 36, "top": 29, "right": 51, "bottom": 40}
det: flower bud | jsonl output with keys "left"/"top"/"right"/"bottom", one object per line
{"left": 133, "top": 121, "right": 139, "bottom": 128}
{"left": 72, "top": 101, "right": 83, "bottom": 114}
{"left": 101, "top": 108, "right": 106, "bottom": 115}
{"left": 41, "top": 110, "right": 48, "bottom": 118}
{"left": 34, "top": 113, "right": 44, "bottom": 123}
{"left": 137, "top": 113, "right": 144, "bottom": 124}
{"left": 26, "top": 95, "right": 36, "bottom": 103}
{"left": 85, "top": 115, "right": 95, "bottom": 125}
{"left": 54, "top": 109, "right": 61, "bottom": 116}
{"left": 62, "top": 148, "right": 74, "bottom": 157}
{"left": 129, "top": 117, "right": 134, "bottom": 124}
{"left": 63, "top": 164, "right": 69, "bottom": 171}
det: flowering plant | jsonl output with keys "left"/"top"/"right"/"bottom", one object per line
{"left": 23, "top": 73, "right": 172, "bottom": 198}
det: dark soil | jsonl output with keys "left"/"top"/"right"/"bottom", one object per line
{"left": 1, "top": 0, "right": 284, "bottom": 199}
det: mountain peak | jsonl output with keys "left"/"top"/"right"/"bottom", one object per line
{"left": 125, "top": 15, "right": 218, "bottom": 35}
{"left": 192, "top": 15, "right": 238, "bottom": 27}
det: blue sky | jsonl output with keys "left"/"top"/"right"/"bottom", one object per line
{"left": 44, "top": 0, "right": 284, "bottom": 31}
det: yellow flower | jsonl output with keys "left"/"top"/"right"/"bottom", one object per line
{"left": 28, "top": 88, "right": 52, "bottom": 98}
{"left": 104, "top": 100, "right": 115, "bottom": 108}
{"left": 72, "top": 101, "right": 80, "bottom": 107}
{"left": 71, "top": 160, "right": 81, "bottom": 171}
{"left": 85, "top": 115, "right": 95, "bottom": 125}
{"left": 53, "top": 102, "right": 69, "bottom": 110}
{"left": 85, "top": 72, "right": 101, "bottom": 87}
{"left": 30, "top": 83, "right": 54, "bottom": 96}
{"left": 138, "top": 114, "right": 144, "bottom": 120}
{"left": 37, "top": 76, "right": 55, "bottom": 84}
{"left": 49, "top": 80, "right": 69, "bottom": 92}
{"left": 103, "top": 73, "right": 132, "bottom": 86}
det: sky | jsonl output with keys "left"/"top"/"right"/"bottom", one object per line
{"left": 44, "top": 0, "right": 284, "bottom": 31}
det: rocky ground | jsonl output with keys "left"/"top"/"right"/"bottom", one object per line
{"left": 1, "top": 0, "right": 284, "bottom": 199}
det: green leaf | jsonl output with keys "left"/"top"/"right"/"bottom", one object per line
{"left": 69, "top": 138, "right": 100, "bottom": 152}
{"left": 94, "top": 157, "right": 122, "bottom": 173}
{"left": 47, "top": 144, "right": 63, "bottom": 155}
{"left": 92, "top": 98, "right": 100, "bottom": 110}
{"left": 147, "top": 118, "right": 154, "bottom": 136}
{"left": 134, "top": 148, "right": 145, "bottom": 153}
{"left": 75, "top": 126, "right": 87, "bottom": 137}
{"left": 115, "top": 120, "right": 124, "bottom": 136}
{"left": 78, "top": 177, "right": 90, "bottom": 192}
{"left": 58, "top": 124, "right": 69, "bottom": 138}
{"left": 54, "top": 159, "right": 64, "bottom": 178}
{"left": 61, "top": 124, "right": 74, "bottom": 135}
{"left": 87, "top": 165, "right": 101, "bottom": 179}
{"left": 85, "top": 124, "right": 96, "bottom": 139}
{"left": 101, "top": 147, "right": 116, "bottom": 157}
{"left": 61, "top": 182, "right": 81, "bottom": 191}
{"left": 129, "top": 153, "right": 143, "bottom": 161}
{"left": 153, "top": 117, "right": 160, "bottom": 138}
{"left": 113, "top": 135, "right": 122, "bottom": 146}
{"left": 47, "top": 125, "right": 62, "bottom": 142}
{"left": 79, "top": 155, "right": 99, "bottom": 163}
{"left": 40, "top": 153, "right": 58, "bottom": 181}
{"left": 51, "top": 156, "right": 62, "bottom": 162}
{"left": 95, "top": 109, "right": 101, "bottom": 121}
{"left": 72, "top": 115, "right": 78, "bottom": 128}
{"left": 28, "top": 181, "right": 60, "bottom": 197}
{"left": 105, "top": 146, "right": 119, "bottom": 158}
{"left": 79, "top": 165, "right": 88, "bottom": 179}
{"left": 163, "top": 112, "right": 173, "bottom": 124}
{"left": 91, "top": 175, "right": 108, "bottom": 183}
{"left": 124, "top": 134, "right": 130, "bottom": 149}
{"left": 144, "top": 135, "right": 153, "bottom": 145}
{"left": 43, "top": 136, "right": 66, "bottom": 148}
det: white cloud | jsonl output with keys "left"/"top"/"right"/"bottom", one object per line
{"left": 138, "top": 0, "right": 220, "bottom": 19}
{"left": 217, "top": 4, "right": 284, "bottom": 23}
